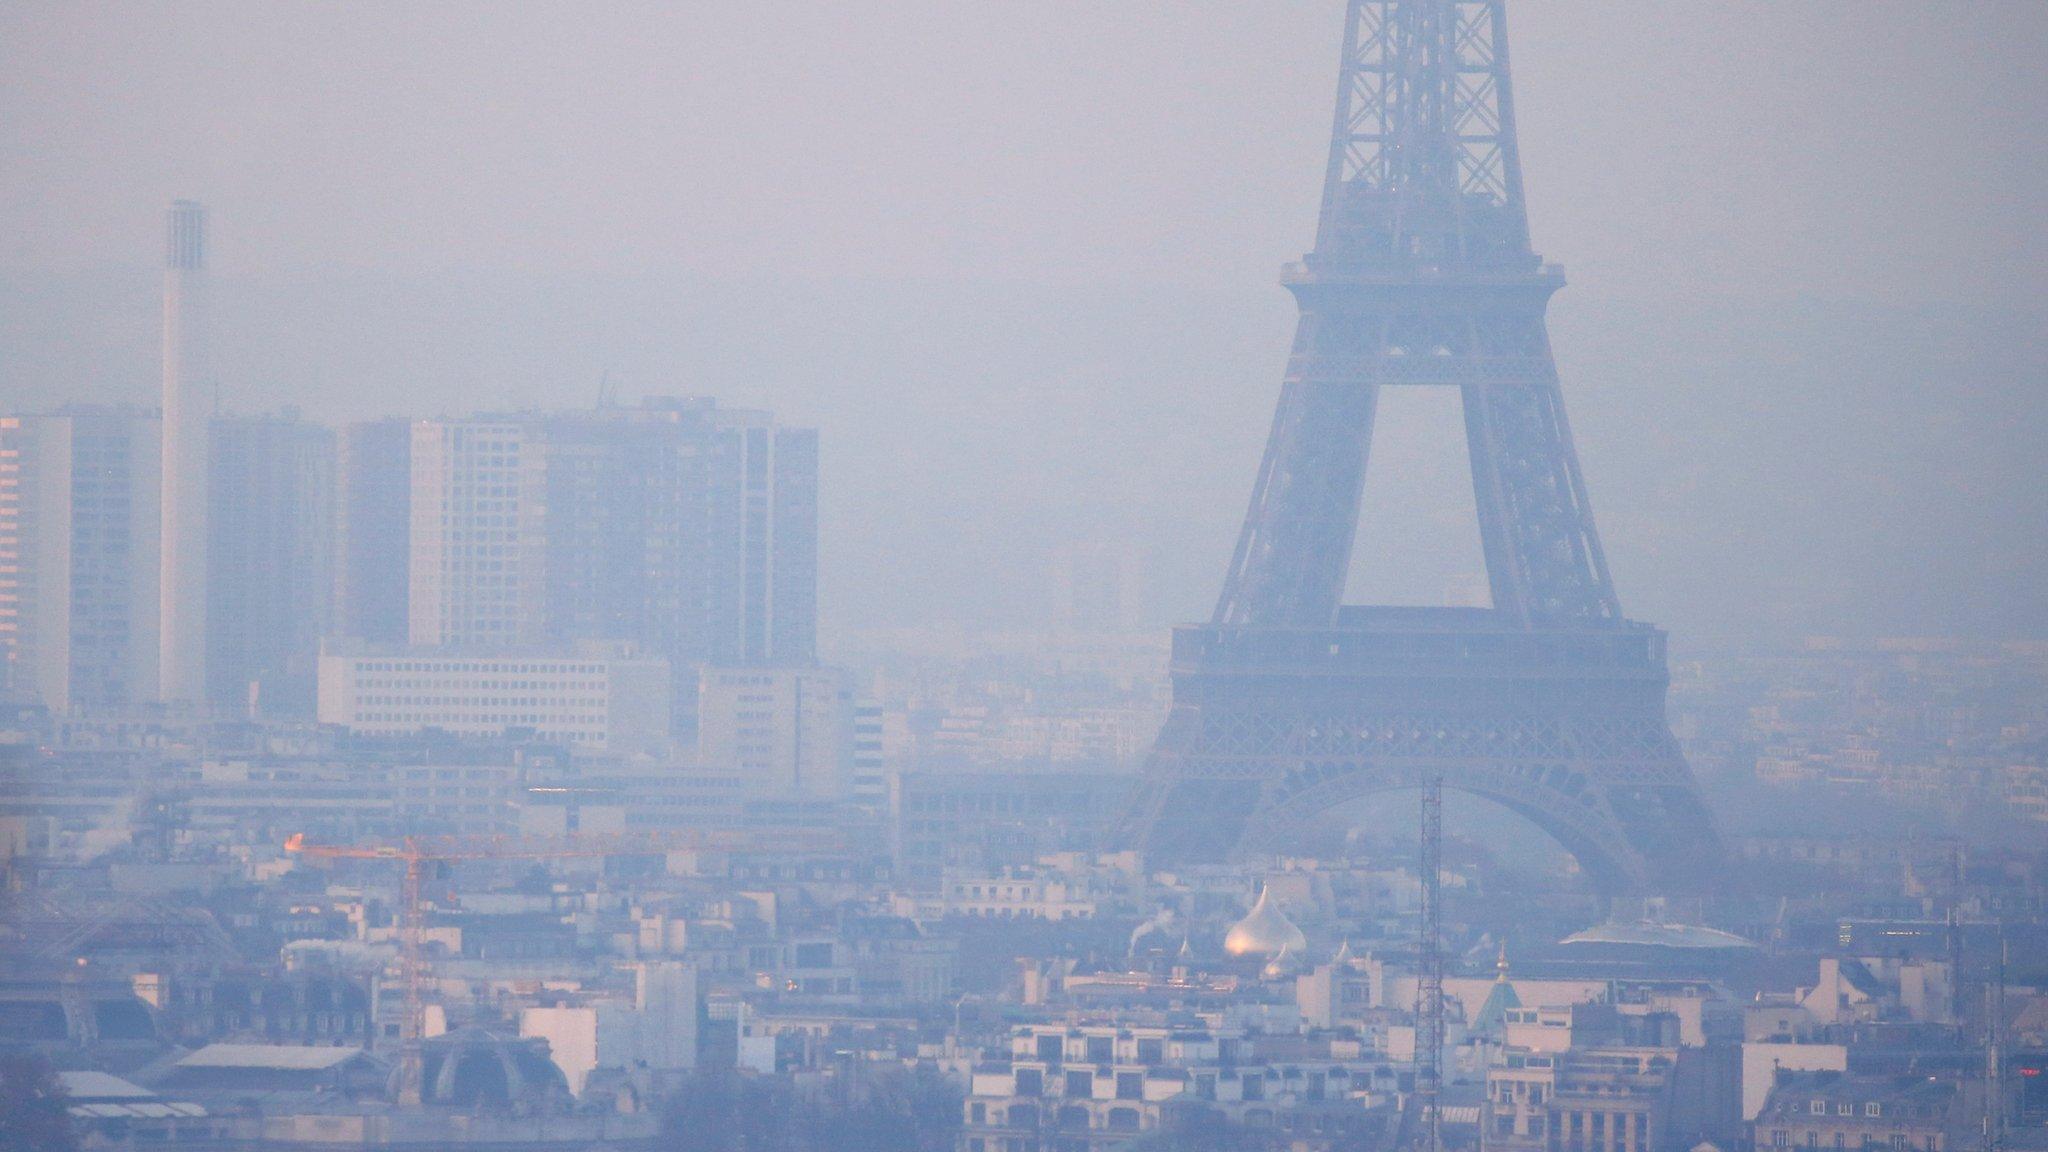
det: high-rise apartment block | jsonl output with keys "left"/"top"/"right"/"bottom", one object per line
{"left": 404, "top": 400, "right": 818, "bottom": 731}
{"left": 158, "top": 200, "right": 212, "bottom": 705}
{"left": 335, "top": 418, "right": 412, "bottom": 646}
{"left": 536, "top": 400, "right": 816, "bottom": 669}
{"left": 407, "top": 420, "right": 549, "bottom": 649}
{"left": 0, "top": 409, "right": 162, "bottom": 713}
{"left": 205, "top": 412, "right": 336, "bottom": 715}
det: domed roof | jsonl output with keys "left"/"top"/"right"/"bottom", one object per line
{"left": 1223, "top": 886, "right": 1308, "bottom": 958}
{"left": 1558, "top": 921, "right": 1755, "bottom": 951}
{"left": 1262, "top": 943, "right": 1303, "bottom": 980}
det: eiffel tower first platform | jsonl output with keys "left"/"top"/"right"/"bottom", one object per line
{"left": 1120, "top": 0, "right": 1721, "bottom": 893}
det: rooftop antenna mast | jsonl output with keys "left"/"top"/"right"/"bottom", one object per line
{"left": 1413, "top": 773, "right": 1445, "bottom": 1152}
{"left": 1984, "top": 924, "right": 2006, "bottom": 1152}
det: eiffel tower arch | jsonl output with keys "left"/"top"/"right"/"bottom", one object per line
{"left": 1121, "top": 0, "right": 1722, "bottom": 893}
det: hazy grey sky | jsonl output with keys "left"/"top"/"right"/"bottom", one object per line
{"left": 5, "top": 1, "right": 2044, "bottom": 302}
{"left": 3, "top": 2, "right": 2044, "bottom": 640}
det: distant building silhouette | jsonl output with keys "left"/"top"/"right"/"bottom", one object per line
{"left": 1052, "top": 542, "right": 1144, "bottom": 632}
{"left": 539, "top": 400, "right": 818, "bottom": 671}
{"left": 334, "top": 417, "right": 413, "bottom": 647}
{"left": 205, "top": 410, "right": 335, "bottom": 716}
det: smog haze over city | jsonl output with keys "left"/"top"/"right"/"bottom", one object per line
{"left": 0, "top": 4, "right": 2044, "bottom": 1152}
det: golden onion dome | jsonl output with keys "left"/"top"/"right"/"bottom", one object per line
{"left": 1223, "top": 886, "right": 1308, "bottom": 958}
{"left": 1261, "top": 943, "right": 1301, "bottom": 980}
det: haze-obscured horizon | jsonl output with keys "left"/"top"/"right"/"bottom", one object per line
{"left": 5, "top": 1, "right": 2045, "bottom": 641}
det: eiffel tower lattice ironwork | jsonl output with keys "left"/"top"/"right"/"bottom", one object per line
{"left": 1120, "top": 0, "right": 1721, "bottom": 892}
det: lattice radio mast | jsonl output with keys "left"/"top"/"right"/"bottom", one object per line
{"left": 1413, "top": 774, "right": 1445, "bottom": 1152}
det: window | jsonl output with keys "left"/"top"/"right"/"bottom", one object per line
{"left": 1775, "top": 1133, "right": 1790, "bottom": 1148}
{"left": 1865, "top": 1104, "right": 1881, "bottom": 1118}
{"left": 1086, "top": 1036, "right": 1112, "bottom": 1064}
{"left": 1064, "top": 1070, "right": 1091, "bottom": 1098}
{"left": 1813, "top": 1102, "right": 1827, "bottom": 1116}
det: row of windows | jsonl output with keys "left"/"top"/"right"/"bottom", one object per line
{"left": 953, "top": 884, "right": 1049, "bottom": 900}
{"left": 1811, "top": 1101, "right": 1887, "bottom": 1118}
{"left": 357, "top": 689, "right": 603, "bottom": 703}
{"left": 355, "top": 710, "right": 599, "bottom": 724}
{"left": 350, "top": 661, "right": 604, "bottom": 675}
{"left": 356, "top": 699, "right": 603, "bottom": 714}
{"left": 357, "top": 677, "right": 601, "bottom": 689}
{"left": 1769, "top": 1131, "right": 1930, "bottom": 1152}
{"left": 355, "top": 714, "right": 602, "bottom": 736}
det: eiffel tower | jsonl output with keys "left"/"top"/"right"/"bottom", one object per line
{"left": 1122, "top": 0, "right": 1720, "bottom": 892}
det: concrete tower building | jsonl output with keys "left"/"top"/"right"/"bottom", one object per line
{"left": 407, "top": 419, "right": 548, "bottom": 649}
{"left": 158, "top": 200, "right": 212, "bottom": 706}
{"left": 549, "top": 401, "right": 818, "bottom": 733}
{"left": 206, "top": 411, "right": 336, "bottom": 715}
{"left": 0, "top": 409, "right": 162, "bottom": 712}
{"left": 334, "top": 418, "right": 412, "bottom": 645}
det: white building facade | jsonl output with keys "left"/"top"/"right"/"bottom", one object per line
{"left": 407, "top": 420, "right": 548, "bottom": 649}
{"left": 317, "top": 645, "right": 670, "bottom": 754}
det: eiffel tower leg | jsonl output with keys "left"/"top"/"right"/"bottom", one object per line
{"left": 1463, "top": 375, "right": 1618, "bottom": 625}
{"left": 1215, "top": 376, "right": 1380, "bottom": 629}
{"left": 1121, "top": 706, "right": 1263, "bottom": 864}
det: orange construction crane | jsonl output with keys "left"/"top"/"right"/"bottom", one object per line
{"left": 283, "top": 826, "right": 849, "bottom": 1103}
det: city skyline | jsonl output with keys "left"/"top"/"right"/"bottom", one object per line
{"left": 3, "top": 4, "right": 2045, "bottom": 643}
{"left": 0, "top": 5, "right": 2041, "bottom": 1151}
